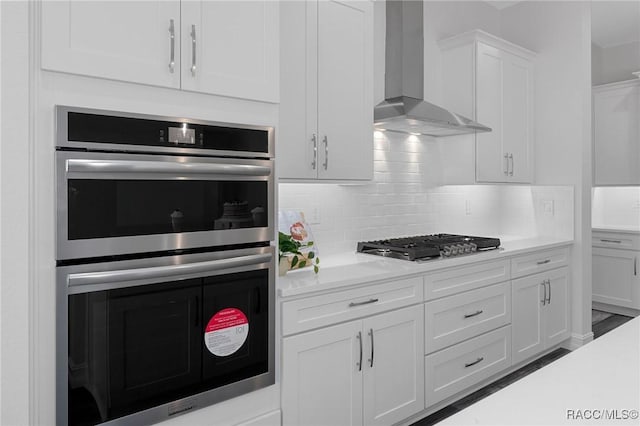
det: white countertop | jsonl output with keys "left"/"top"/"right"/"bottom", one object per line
{"left": 593, "top": 225, "right": 640, "bottom": 234}
{"left": 438, "top": 316, "right": 640, "bottom": 425}
{"left": 278, "top": 237, "right": 573, "bottom": 298}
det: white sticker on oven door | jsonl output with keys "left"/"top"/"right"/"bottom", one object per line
{"left": 204, "top": 308, "right": 249, "bottom": 357}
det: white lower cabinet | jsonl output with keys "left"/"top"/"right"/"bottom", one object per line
{"left": 425, "top": 325, "right": 512, "bottom": 406}
{"left": 511, "top": 267, "right": 570, "bottom": 365}
{"left": 282, "top": 305, "right": 424, "bottom": 426}
{"left": 592, "top": 231, "right": 640, "bottom": 310}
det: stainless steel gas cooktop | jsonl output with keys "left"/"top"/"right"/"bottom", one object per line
{"left": 356, "top": 234, "right": 501, "bottom": 261}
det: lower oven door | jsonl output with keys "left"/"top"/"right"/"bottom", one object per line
{"left": 57, "top": 246, "right": 274, "bottom": 426}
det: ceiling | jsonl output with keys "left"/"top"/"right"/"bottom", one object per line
{"left": 484, "top": 0, "right": 639, "bottom": 49}
{"left": 591, "top": 1, "right": 640, "bottom": 48}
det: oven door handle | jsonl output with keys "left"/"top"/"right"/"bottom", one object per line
{"left": 66, "top": 159, "right": 272, "bottom": 177}
{"left": 67, "top": 253, "right": 273, "bottom": 289}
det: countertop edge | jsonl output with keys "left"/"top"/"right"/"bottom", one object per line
{"left": 278, "top": 238, "right": 574, "bottom": 299}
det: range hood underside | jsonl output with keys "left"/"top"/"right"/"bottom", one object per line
{"left": 374, "top": 96, "right": 492, "bottom": 137}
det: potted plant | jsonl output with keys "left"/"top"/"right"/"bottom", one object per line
{"left": 278, "top": 231, "right": 320, "bottom": 275}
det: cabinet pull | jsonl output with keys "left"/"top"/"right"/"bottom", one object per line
{"left": 635, "top": 257, "right": 638, "bottom": 276}
{"left": 541, "top": 281, "right": 547, "bottom": 306}
{"left": 463, "top": 310, "right": 483, "bottom": 319}
{"left": 508, "top": 153, "right": 514, "bottom": 176}
{"left": 503, "top": 153, "right": 509, "bottom": 175}
{"left": 368, "top": 329, "right": 374, "bottom": 368}
{"left": 537, "top": 259, "right": 551, "bottom": 265}
{"left": 190, "top": 24, "right": 197, "bottom": 76}
{"left": 546, "top": 279, "right": 551, "bottom": 304}
{"left": 600, "top": 239, "right": 622, "bottom": 244}
{"left": 464, "top": 357, "right": 484, "bottom": 368}
{"left": 356, "top": 331, "right": 362, "bottom": 371}
{"left": 322, "top": 136, "right": 328, "bottom": 170}
{"left": 168, "top": 19, "right": 175, "bottom": 73}
{"left": 311, "top": 134, "right": 317, "bottom": 170}
{"left": 348, "top": 298, "right": 379, "bottom": 307}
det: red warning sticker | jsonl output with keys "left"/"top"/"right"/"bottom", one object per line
{"left": 204, "top": 308, "right": 249, "bottom": 357}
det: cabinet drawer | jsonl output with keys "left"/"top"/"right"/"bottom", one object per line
{"left": 593, "top": 231, "right": 640, "bottom": 250}
{"left": 425, "top": 325, "right": 511, "bottom": 407}
{"left": 424, "top": 260, "right": 510, "bottom": 301}
{"left": 282, "top": 277, "right": 423, "bottom": 336}
{"left": 425, "top": 282, "right": 511, "bottom": 354}
{"left": 511, "top": 248, "right": 569, "bottom": 279}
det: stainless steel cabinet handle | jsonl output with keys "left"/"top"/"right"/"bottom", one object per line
{"left": 168, "top": 19, "right": 175, "bottom": 73}
{"left": 541, "top": 281, "right": 547, "bottom": 306}
{"left": 546, "top": 279, "right": 551, "bottom": 304}
{"left": 600, "top": 239, "right": 622, "bottom": 244}
{"left": 537, "top": 259, "right": 551, "bottom": 265}
{"left": 464, "top": 310, "right": 484, "bottom": 319}
{"left": 190, "top": 24, "right": 197, "bottom": 76}
{"left": 464, "top": 357, "right": 484, "bottom": 368}
{"left": 311, "top": 134, "right": 317, "bottom": 170}
{"left": 368, "top": 329, "right": 374, "bottom": 368}
{"left": 635, "top": 257, "right": 638, "bottom": 276}
{"left": 357, "top": 331, "right": 363, "bottom": 371}
{"left": 509, "top": 153, "right": 514, "bottom": 176}
{"left": 503, "top": 153, "right": 509, "bottom": 175}
{"left": 322, "top": 136, "right": 328, "bottom": 170}
{"left": 348, "top": 298, "right": 379, "bottom": 307}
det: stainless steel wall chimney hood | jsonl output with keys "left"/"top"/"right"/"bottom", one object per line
{"left": 374, "top": 0, "right": 491, "bottom": 137}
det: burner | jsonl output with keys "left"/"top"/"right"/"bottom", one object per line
{"left": 356, "top": 234, "right": 501, "bottom": 261}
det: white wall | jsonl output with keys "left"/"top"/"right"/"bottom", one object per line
{"left": 501, "top": 1, "right": 593, "bottom": 344}
{"left": 592, "top": 187, "right": 640, "bottom": 229}
{"left": 0, "top": 2, "right": 31, "bottom": 424}
{"left": 592, "top": 41, "right": 640, "bottom": 85}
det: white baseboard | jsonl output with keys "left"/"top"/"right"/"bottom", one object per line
{"left": 593, "top": 302, "right": 640, "bottom": 318}
{"left": 564, "top": 332, "right": 594, "bottom": 350}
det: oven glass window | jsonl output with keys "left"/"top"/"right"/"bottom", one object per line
{"left": 67, "top": 180, "right": 268, "bottom": 240}
{"left": 67, "top": 269, "right": 269, "bottom": 425}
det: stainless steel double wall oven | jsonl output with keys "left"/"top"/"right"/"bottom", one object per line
{"left": 55, "top": 106, "right": 275, "bottom": 426}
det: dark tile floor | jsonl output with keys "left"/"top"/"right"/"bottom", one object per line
{"left": 411, "top": 311, "right": 634, "bottom": 426}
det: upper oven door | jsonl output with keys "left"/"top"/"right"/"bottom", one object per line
{"left": 56, "top": 150, "right": 274, "bottom": 260}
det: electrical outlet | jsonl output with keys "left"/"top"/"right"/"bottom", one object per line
{"left": 465, "top": 200, "right": 472, "bottom": 215}
{"left": 542, "top": 200, "right": 554, "bottom": 216}
{"left": 307, "top": 206, "right": 321, "bottom": 224}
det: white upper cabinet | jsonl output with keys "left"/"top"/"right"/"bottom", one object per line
{"left": 180, "top": 1, "right": 279, "bottom": 102}
{"left": 41, "top": 1, "right": 279, "bottom": 103}
{"left": 440, "top": 30, "right": 535, "bottom": 184}
{"left": 279, "top": 0, "right": 374, "bottom": 181}
{"left": 593, "top": 80, "right": 640, "bottom": 186}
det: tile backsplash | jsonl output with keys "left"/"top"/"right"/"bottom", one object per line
{"left": 278, "top": 131, "right": 574, "bottom": 253}
{"left": 592, "top": 187, "right": 640, "bottom": 229}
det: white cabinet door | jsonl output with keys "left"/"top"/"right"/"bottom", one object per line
{"left": 279, "top": 0, "right": 373, "bottom": 181}
{"left": 316, "top": 0, "right": 373, "bottom": 180}
{"left": 503, "top": 52, "right": 533, "bottom": 183}
{"left": 180, "top": 1, "right": 279, "bottom": 102}
{"left": 512, "top": 267, "right": 570, "bottom": 364}
{"left": 543, "top": 267, "right": 570, "bottom": 346}
{"left": 475, "top": 43, "right": 505, "bottom": 183}
{"left": 279, "top": 0, "right": 320, "bottom": 180}
{"left": 593, "top": 81, "right": 640, "bottom": 185}
{"left": 282, "top": 321, "right": 363, "bottom": 426}
{"left": 41, "top": 1, "right": 181, "bottom": 88}
{"left": 362, "top": 305, "right": 424, "bottom": 426}
{"left": 511, "top": 273, "right": 545, "bottom": 365}
{"left": 476, "top": 42, "right": 533, "bottom": 183}
{"left": 593, "top": 247, "right": 640, "bottom": 309}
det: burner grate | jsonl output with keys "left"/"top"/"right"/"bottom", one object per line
{"left": 356, "top": 234, "right": 501, "bottom": 261}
